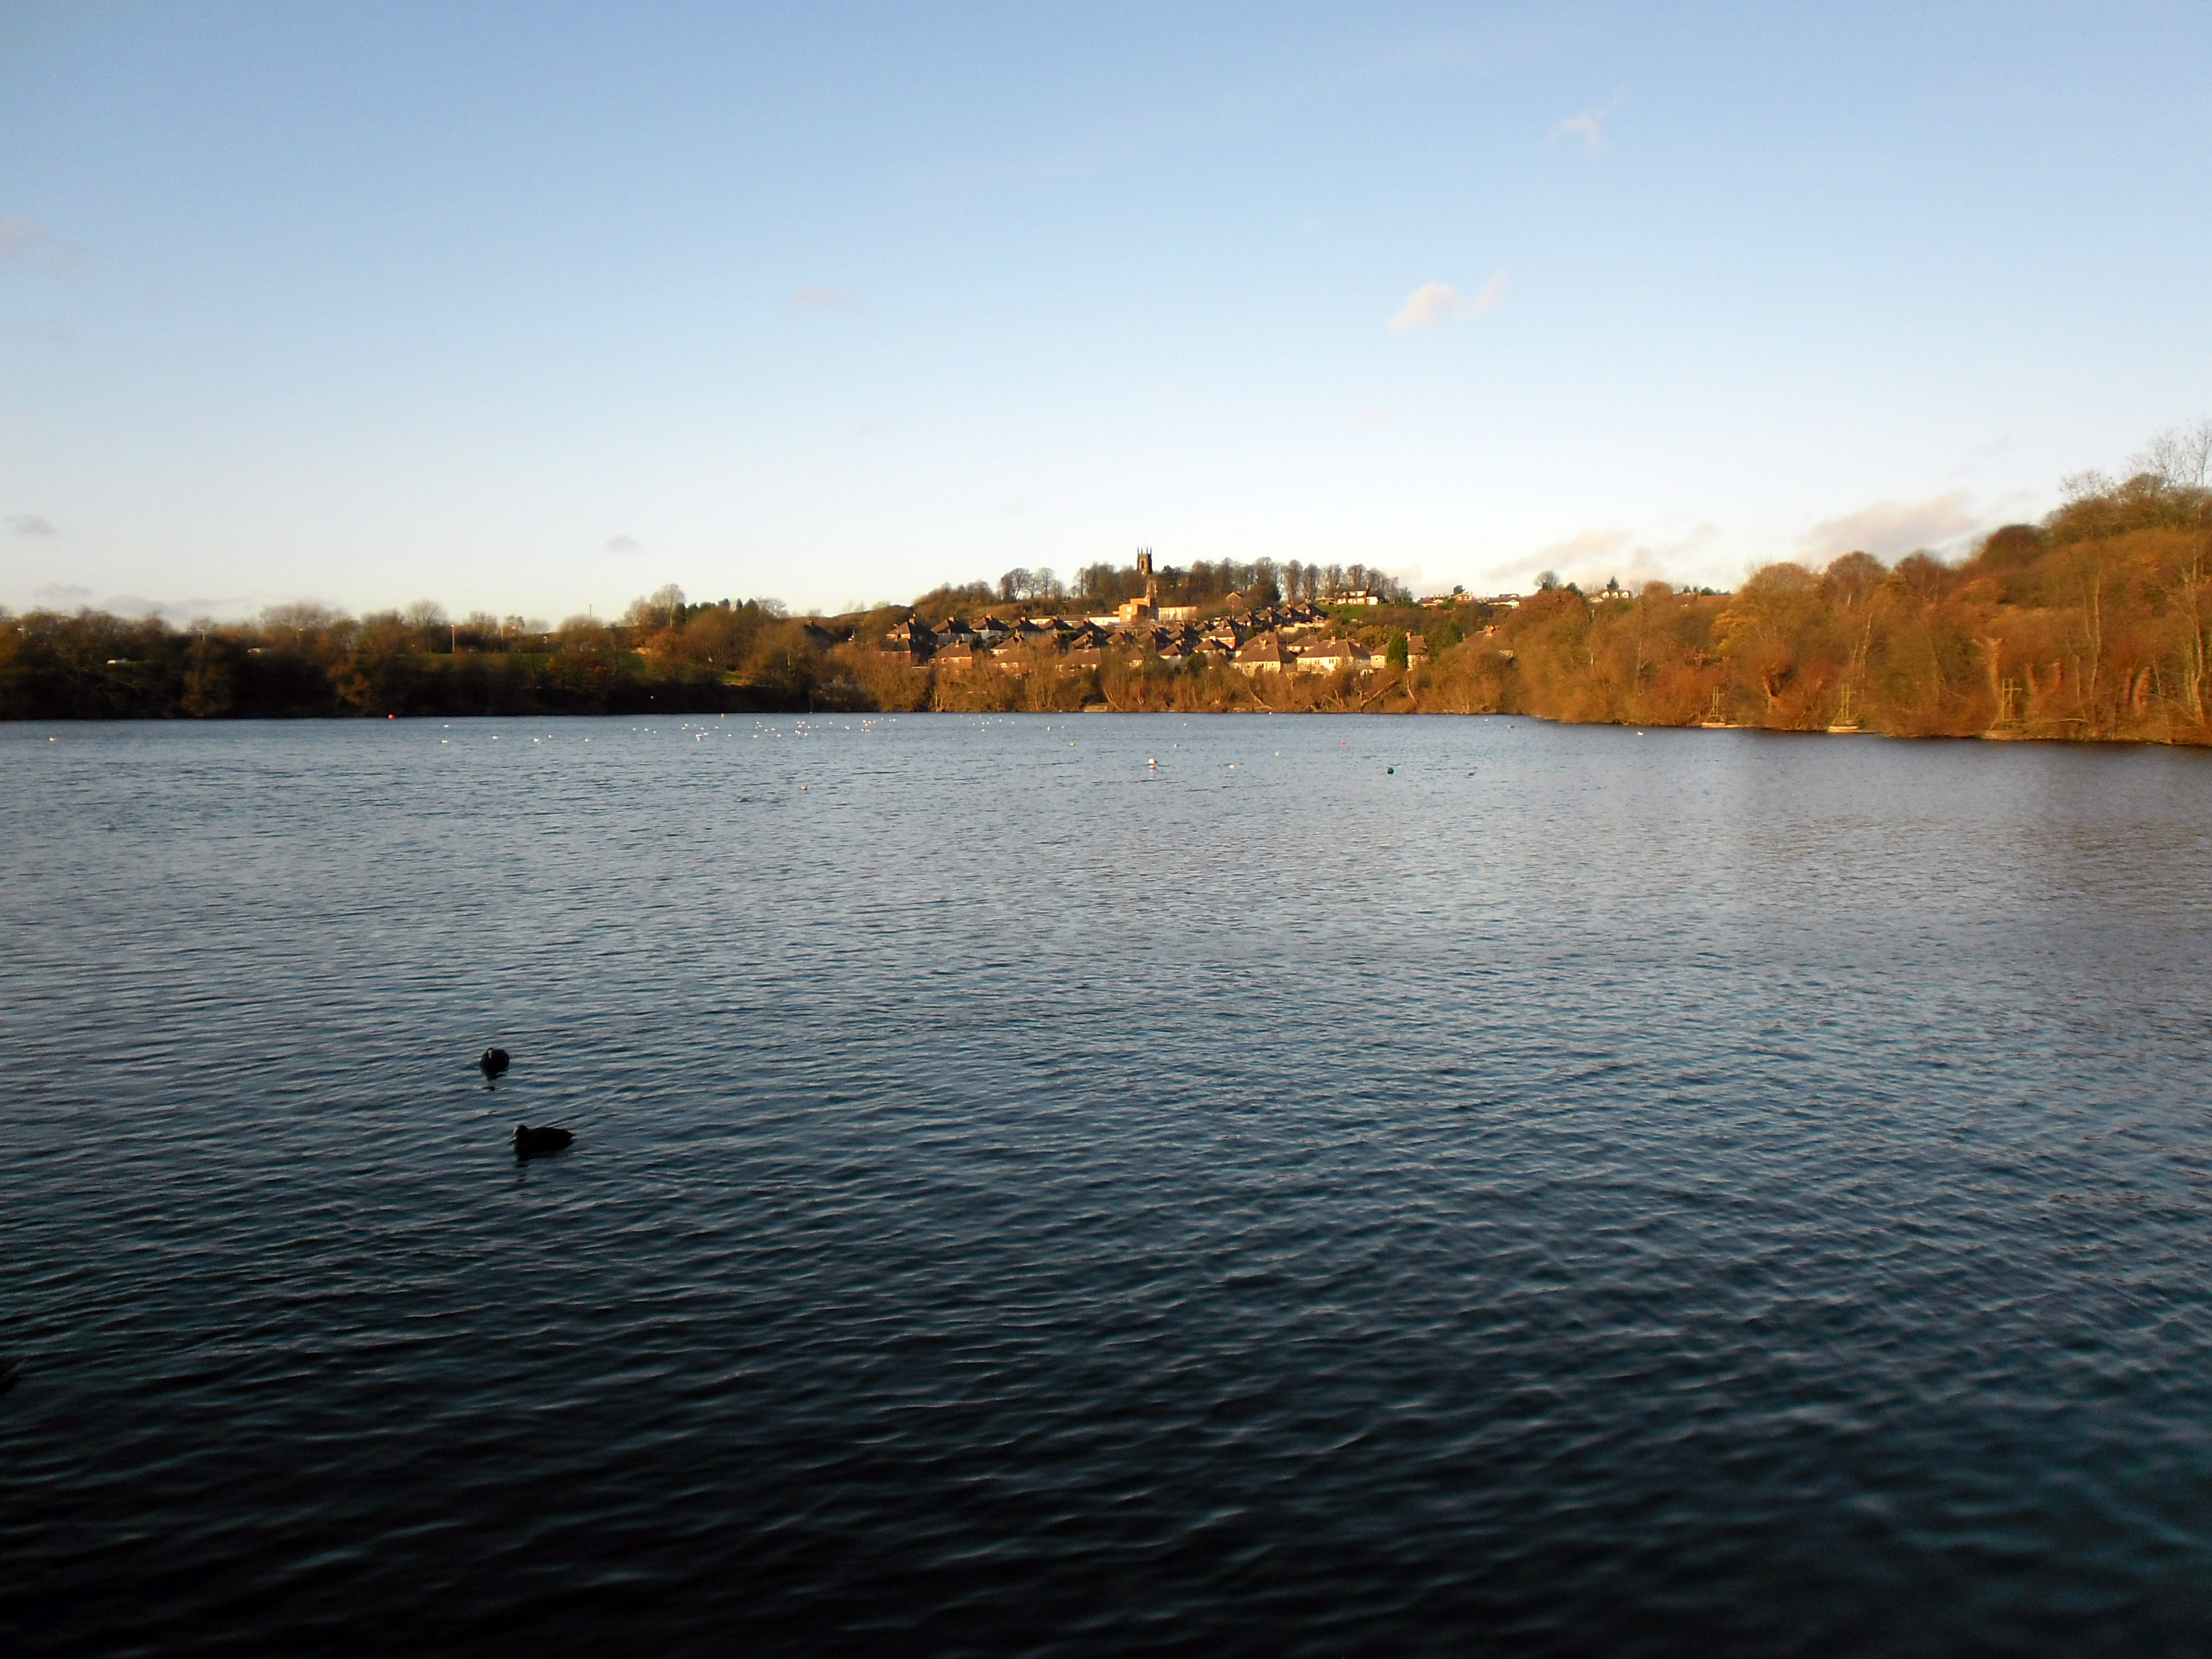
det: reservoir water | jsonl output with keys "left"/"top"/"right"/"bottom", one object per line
{"left": 6, "top": 714, "right": 2212, "bottom": 1656}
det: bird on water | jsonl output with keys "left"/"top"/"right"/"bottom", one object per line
{"left": 479, "top": 1048, "right": 510, "bottom": 1083}
{"left": 513, "top": 1124, "right": 574, "bottom": 1158}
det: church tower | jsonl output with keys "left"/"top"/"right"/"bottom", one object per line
{"left": 1118, "top": 547, "right": 1162, "bottom": 623}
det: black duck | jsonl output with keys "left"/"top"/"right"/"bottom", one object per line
{"left": 512, "top": 1124, "right": 573, "bottom": 1158}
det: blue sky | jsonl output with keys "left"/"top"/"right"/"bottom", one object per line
{"left": 3, "top": 1, "right": 2209, "bottom": 621}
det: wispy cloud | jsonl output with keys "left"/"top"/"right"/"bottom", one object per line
{"left": 1387, "top": 270, "right": 1508, "bottom": 333}
{"left": 34, "top": 582, "right": 91, "bottom": 604}
{"left": 0, "top": 218, "right": 86, "bottom": 279}
{"left": 792, "top": 285, "right": 858, "bottom": 309}
{"left": 1529, "top": 528, "right": 1629, "bottom": 571}
{"left": 1552, "top": 109, "right": 1607, "bottom": 152}
{"left": 602, "top": 533, "right": 642, "bottom": 555}
{"left": 7, "top": 513, "right": 58, "bottom": 536}
{"left": 1797, "top": 492, "right": 1982, "bottom": 562}
{"left": 102, "top": 594, "right": 255, "bottom": 621}
{"left": 0, "top": 218, "right": 51, "bottom": 262}
{"left": 1490, "top": 520, "right": 1721, "bottom": 592}
{"left": 1389, "top": 281, "right": 1458, "bottom": 331}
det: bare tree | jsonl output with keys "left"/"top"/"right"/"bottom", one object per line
{"left": 1823, "top": 551, "right": 1886, "bottom": 610}
{"left": 2170, "top": 506, "right": 2212, "bottom": 724}
{"left": 2134, "top": 419, "right": 2212, "bottom": 491}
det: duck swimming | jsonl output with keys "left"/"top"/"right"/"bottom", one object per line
{"left": 512, "top": 1124, "right": 573, "bottom": 1158}
{"left": 479, "top": 1048, "right": 511, "bottom": 1082}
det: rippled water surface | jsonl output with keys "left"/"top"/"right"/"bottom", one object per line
{"left": 7, "top": 714, "right": 2212, "bottom": 1656}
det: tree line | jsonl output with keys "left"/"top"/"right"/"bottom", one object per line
{"left": 7, "top": 424, "right": 2210, "bottom": 740}
{"left": 1437, "top": 428, "right": 2212, "bottom": 739}
{"left": 0, "top": 590, "right": 838, "bottom": 718}
{"left": 912, "top": 556, "right": 1413, "bottom": 618}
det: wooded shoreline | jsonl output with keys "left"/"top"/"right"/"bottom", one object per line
{"left": 9, "top": 447, "right": 2210, "bottom": 745}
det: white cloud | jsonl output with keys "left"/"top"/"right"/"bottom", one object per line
{"left": 1530, "top": 528, "right": 1630, "bottom": 569}
{"left": 7, "top": 513, "right": 58, "bottom": 536}
{"left": 0, "top": 218, "right": 84, "bottom": 279}
{"left": 1797, "top": 492, "right": 1982, "bottom": 563}
{"left": 1387, "top": 270, "right": 1507, "bottom": 332}
{"left": 602, "top": 533, "right": 642, "bottom": 555}
{"left": 1487, "top": 521, "right": 1722, "bottom": 592}
{"left": 34, "top": 582, "right": 91, "bottom": 604}
{"left": 792, "top": 285, "right": 857, "bottom": 309}
{"left": 0, "top": 218, "right": 51, "bottom": 262}
{"left": 102, "top": 594, "right": 255, "bottom": 621}
{"left": 1553, "top": 110, "right": 1607, "bottom": 152}
{"left": 1389, "top": 281, "right": 1458, "bottom": 331}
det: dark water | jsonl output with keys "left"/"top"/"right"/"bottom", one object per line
{"left": 7, "top": 714, "right": 2212, "bottom": 1656}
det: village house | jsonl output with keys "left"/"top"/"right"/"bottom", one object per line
{"left": 878, "top": 616, "right": 937, "bottom": 663}
{"left": 1293, "top": 638, "right": 1367, "bottom": 674}
{"left": 1234, "top": 634, "right": 1289, "bottom": 675}
{"left": 875, "top": 598, "right": 1426, "bottom": 683}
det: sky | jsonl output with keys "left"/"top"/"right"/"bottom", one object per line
{"left": 3, "top": 1, "right": 2210, "bottom": 623}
